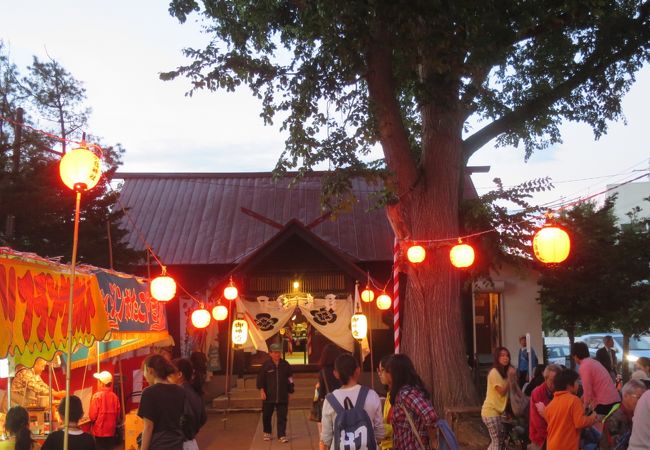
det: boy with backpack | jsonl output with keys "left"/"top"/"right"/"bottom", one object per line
{"left": 320, "top": 353, "right": 384, "bottom": 450}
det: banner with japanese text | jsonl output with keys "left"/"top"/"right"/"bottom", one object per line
{"left": 0, "top": 256, "right": 110, "bottom": 368}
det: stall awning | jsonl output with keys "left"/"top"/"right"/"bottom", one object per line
{"left": 0, "top": 253, "right": 110, "bottom": 368}
{"left": 69, "top": 268, "right": 169, "bottom": 369}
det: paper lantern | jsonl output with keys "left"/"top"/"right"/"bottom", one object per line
{"left": 533, "top": 225, "right": 571, "bottom": 263}
{"left": 231, "top": 319, "right": 248, "bottom": 346}
{"left": 212, "top": 304, "right": 228, "bottom": 321}
{"left": 361, "top": 286, "right": 375, "bottom": 303}
{"left": 450, "top": 242, "right": 475, "bottom": 268}
{"left": 224, "top": 279, "right": 238, "bottom": 300}
{"left": 376, "top": 293, "right": 391, "bottom": 310}
{"left": 150, "top": 275, "right": 176, "bottom": 302}
{"left": 351, "top": 313, "right": 368, "bottom": 340}
{"left": 59, "top": 146, "right": 101, "bottom": 191}
{"left": 407, "top": 245, "right": 426, "bottom": 264}
{"left": 191, "top": 308, "right": 211, "bottom": 329}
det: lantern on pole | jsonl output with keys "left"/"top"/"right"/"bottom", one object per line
{"left": 224, "top": 277, "right": 238, "bottom": 300}
{"left": 533, "top": 223, "right": 571, "bottom": 264}
{"left": 407, "top": 244, "right": 426, "bottom": 264}
{"left": 150, "top": 268, "right": 176, "bottom": 302}
{"left": 376, "top": 293, "right": 392, "bottom": 310}
{"left": 351, "top": 313, "right": 368, "bottom": 340}
{"left": 191, "top": 307, "right": 211, "bottom": 329}
{"left": 231, "top": 317, "right": 248, "bottom": 346}
{"left": 212, "top": 304, "right": 228, "bottom": 321}
{"left": 58, "top": 138, "right": 102, "bottom": 450}
{"left": 450, "top": 241, "right": 475, "bottom": 268}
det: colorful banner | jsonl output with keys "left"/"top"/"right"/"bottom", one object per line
{"left": 0, "top": 256, "right": 110, "bottom": 367}
{"left": 93, "top": 270, "right": 166, "bottom": 336}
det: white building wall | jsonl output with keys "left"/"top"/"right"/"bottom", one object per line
{"left": 496, "top": 265, "right": 543, "bottom": 359}
{"left": 607, "top": 181, "right": 650, "bottom": 224}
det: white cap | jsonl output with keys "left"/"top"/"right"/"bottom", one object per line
{"left": 93, "top": 370, "right": 113, "bottom": 385}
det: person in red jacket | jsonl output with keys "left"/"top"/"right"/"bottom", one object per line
{"left": 89, "top": 371, "right": 121, "bottom": 450}
{"left": 529, "top": 364, "right": 562, "bottom": 450}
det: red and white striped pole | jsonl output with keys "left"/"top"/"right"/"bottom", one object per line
{"left": 393, "top": 237, "right": 401, "bottom": 354}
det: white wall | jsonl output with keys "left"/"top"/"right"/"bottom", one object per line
{"left": 495, "top": 265, "right": 543, "bottom": 360}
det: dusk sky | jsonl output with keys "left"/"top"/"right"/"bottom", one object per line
{"left": 2, "top": 0, "right": 648, "bottom": 209}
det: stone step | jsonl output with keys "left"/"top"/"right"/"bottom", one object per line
{"left": 212, "top": 395, "right": 314, "bottom": 411}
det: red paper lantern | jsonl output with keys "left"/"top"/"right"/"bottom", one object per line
{"left": 361, "top": 286, "right": 375, "bottom": 303}
{"left": 450, "top": 242, "right": 475, "bottom": 268}
{"left": 150, "top": 275, "right": 176, "bottom": 302}
{"left": 212, "top": 304, "right": 228, "bottom": 321}
{"left": 224, "top": 278, "right": 238, "bottom": 300}
{"left": 376, "top": 293, "right": 391, "bottom": 310}
{"left": 191, "top": 308, "right": 211, "bottom": 329}
{"left": 533, "top": 224, "right": 571, "bottom": 263}
{"left": 407, "top": 245, "right": 426, "bottom": 264}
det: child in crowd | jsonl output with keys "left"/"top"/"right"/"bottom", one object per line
{"left": 545, "top": 369, "right": 598, "bottom": 450}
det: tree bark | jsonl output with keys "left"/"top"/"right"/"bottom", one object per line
{"left": 386, "top": 107, "right": 478, "bottom": 409}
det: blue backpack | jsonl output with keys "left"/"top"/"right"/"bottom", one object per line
{"left": 436, "top": 419, "right": 461, "bottom": 450}
{"left": 326, "top": 385, "right": 377, "bottom": 450}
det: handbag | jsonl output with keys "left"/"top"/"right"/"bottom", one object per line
{"left": 308, "top": 369, "right": 330, "bottom": 422}
{"left": 403, "top": 405, "right": 428, "bottom": 450}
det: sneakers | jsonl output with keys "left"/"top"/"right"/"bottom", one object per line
{"left": 279, "top": 436, "right": 289, "bottom": 443}
{"left": 263, "top": 433, "right": 272, "bottom": 441}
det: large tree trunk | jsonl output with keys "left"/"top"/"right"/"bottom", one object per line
{"left": 386, "top": 107, "right": 478, "bottom": 410}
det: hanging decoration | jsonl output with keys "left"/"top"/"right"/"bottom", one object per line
{"left": 450, "top": 241, "right": 475, "bottom": 268}
{"left": 407, "top": 245, "right": 426, "bottom": 264}
{"left": 224, "top": 277, "right": 239, "bottom": 300}
{"left": 212, "top": 304, "right": 228, "bottom": 321}
{"left": 191, "top": 308, "right": 211, "bottom": 329}
{"left": 231, "top": 317, "right": 249, "bottom": 346}
{"left": 150, "top": 267, "right": 177, "bottom": 302}
{"left": 533, "top": 221, "right": 571, "bottom": 264}
{"left": 361, "top": 286, "right": 375, "bottom": 303}
{"left": 376, "top": 293, "right": 392, "bottom": 311}
{"left": 351, "top": 313, "right": 368, "bottom": 340}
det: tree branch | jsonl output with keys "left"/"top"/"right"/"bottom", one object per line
{"left": 462, "top": 19, "right": 650, "bottom": 160}
{"left": 365, "top": 21, "right": 418, "bottom": 195}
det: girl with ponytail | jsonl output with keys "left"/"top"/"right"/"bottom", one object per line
{"left": 2, "top": 406, "right": 36, "bottom": 450}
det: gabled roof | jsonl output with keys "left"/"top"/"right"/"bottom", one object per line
{"left": 226, "top": 218, "right": 370, "bottom": 282}
{"left": 116, "top": 172, "right": 394, "bottom": 265}
{"left": 115, "top": 170, "right": 483, "bottom": 265}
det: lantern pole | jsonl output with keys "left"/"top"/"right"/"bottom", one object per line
{"left": 63, "top": 190, "right": 82, "bottom": 450}
{"left": 223, "top": 297, "right": 234, "bottom": 427}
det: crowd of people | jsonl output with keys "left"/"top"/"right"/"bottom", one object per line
{"left": 6, "top": 338, "right": 650, "bottom": 450}
{"left": 1, "top": 352, "right": 207, "bottom": 450}
{"left": 480, "top": 336, "right": 650, "bottom": 450}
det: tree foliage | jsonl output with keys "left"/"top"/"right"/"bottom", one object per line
{"left": 0, "top": 42, "right": 139, "bottom": 270}
{"left": 164, "top": 0, "right": 650, "bottom": 409}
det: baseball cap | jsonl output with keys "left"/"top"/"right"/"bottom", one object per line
{"left": 269, "top": 343, "right": 282, "bottom": 353}
{"left": 93, "top": 370, "right": 113, "bottom": 385}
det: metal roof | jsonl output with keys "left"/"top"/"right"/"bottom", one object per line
{"left": 115, "top": 172, "right": 395, "bottom": 265}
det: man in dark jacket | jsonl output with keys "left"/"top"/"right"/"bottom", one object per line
{"left": 596, "top": 335, "right": 618, "bottom": 382}
{"left": 257, "top": 342, "right": 294, "bottom": 443}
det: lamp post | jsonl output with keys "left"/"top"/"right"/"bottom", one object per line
{"left": 59, "top": 140, "right": 101, "bottom": 450}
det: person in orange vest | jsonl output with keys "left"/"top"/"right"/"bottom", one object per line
{"left": 89, "top": 371, "right": 121, "bottom": 450}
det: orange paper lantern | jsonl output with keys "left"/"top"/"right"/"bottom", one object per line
{"left": 224, "top": 278, "right": 239, "bottom": 300}
{"left": 212, "top": 304, "right": 228, "bottom": 321}
{"left": 59, "top": 146, "right": 101, "bottom": 192}
{"left": 407, "top": 245, "right": 426, "bottom": 264}
{"left": 376, "top": 293, "right": 391, "bottom": 310}
{"left": 150, "top": 275, "right": 176, "bottom": 302}
{"left": 191, "top": 308, "right": 211, "bottom": 329}
{"left": 533, "top": 225, "right": 571, "bottom": 263}
{"left": 450, "top": 242, "right": 475, "bottom": 268}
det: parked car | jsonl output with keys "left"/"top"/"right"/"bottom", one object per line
{"left": 546, "top": 344, "right": 571, "bottom": 367}
{"left": 576, "top": 333, "right": 650, "bottom": 372}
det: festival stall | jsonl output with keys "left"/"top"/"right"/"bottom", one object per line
{"left": 0, "top": 248, "right": 110, "bottom": 435}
